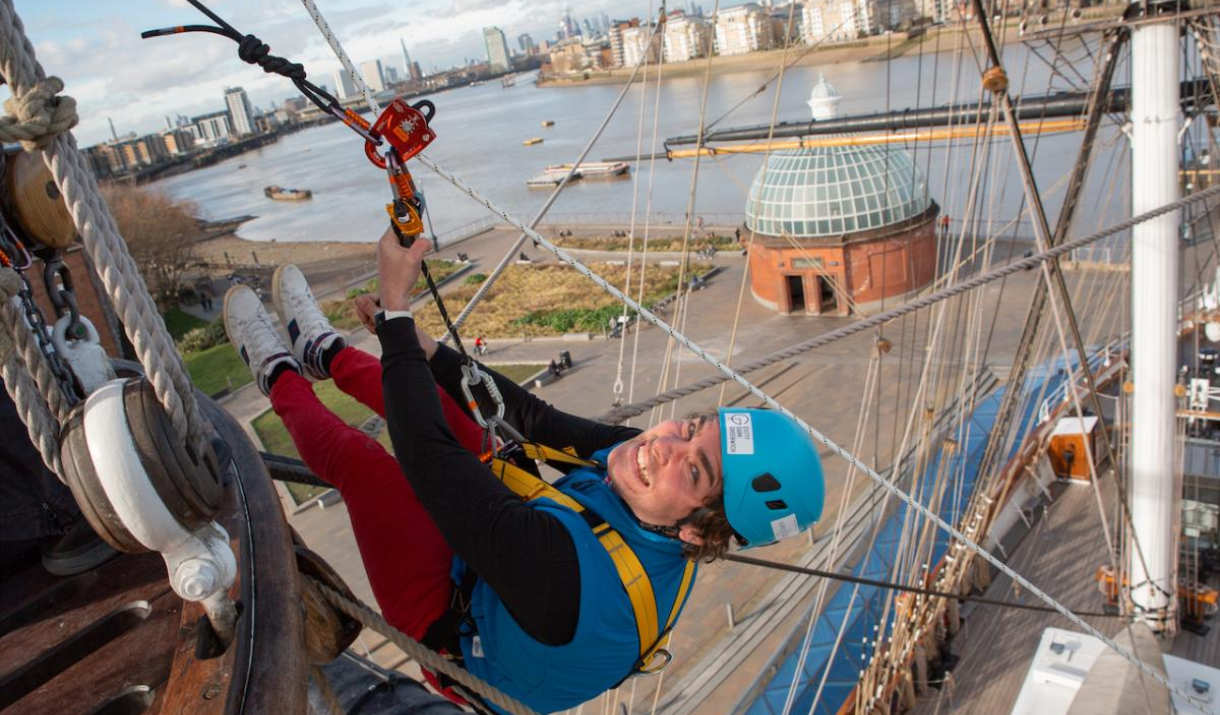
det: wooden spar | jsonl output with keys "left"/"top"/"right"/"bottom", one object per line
{"left": 663, "top": 118, "right": 1087, "bottom": 158}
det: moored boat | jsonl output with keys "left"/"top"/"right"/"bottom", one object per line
{"left": 263, "top": 185, "right": 312, "bottom": 201}
{"left": 523, "top": 137, "right": 544, "bottom": 146}
{"left": 525, "top": 161, "right": 630, "bottom": 188}
{"left": 542, "top": 120, "right": 555, "bottom": 127}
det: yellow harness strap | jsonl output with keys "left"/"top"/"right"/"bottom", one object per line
{"left": 489, "top": 446, "right": 696, "bottom": 671}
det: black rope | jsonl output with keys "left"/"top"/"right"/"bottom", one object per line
{"left": 721, "top": 553, "right": 1117, "bottom": 618}
{"left": 141, "top": 0, "right": 351, "bottom": 124}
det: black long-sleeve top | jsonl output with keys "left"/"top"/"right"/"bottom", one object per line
{"left": 379, "top": 318, "right": 640, "bottom": 645}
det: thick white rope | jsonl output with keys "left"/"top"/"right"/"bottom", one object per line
{"left": 0, "top": 0, "right": 208, "bottom": 459}
{"left": 300, "top": 2, "right": 1203, "bottom": 704}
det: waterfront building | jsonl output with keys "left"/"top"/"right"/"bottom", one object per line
{"left": 385, "top": 66, "right": 399, "bottom": 84}
{"left": 224, "top": 87, "right": 255, "bottom": 137}
{"left": 518, "top": 33, "right": 536, "bottom": 54}
{"left": 743, "top": 76, "right": 938, "bottom": 316}
{"left": 159, "top": 128, "right": 194, "bottom": 155}
{"left": 84, "top": 143, "right": 126, "bottom": 178}
{"left": 331, "top": 69, "right": 358, "bottom": 101}
{"left": 360, "top": 59, "right": 385, "bottom": 92}
{"left": 714, "top": 4, "right": 774, "bottom": 56}
{"left": 547, "top": 40, "right": 593, "bottom": 75}
{"left": 483, "top": 26, "right": 511, "bottom": 73}
{"left": 622, "top": 23, "right": 661, "bottom": 67}
{"left": 608, "top": 19, "right": 640, "bottom": 68}
{"left": 188, "top": 110, "right": 232, "bottom": 147}
{"left": 663, "top": 12, "right": 713, "bottom": 62}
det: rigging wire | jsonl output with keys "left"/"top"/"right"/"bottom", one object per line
{"left": 296, "top": 1, "right": 1216, "bottom": 705}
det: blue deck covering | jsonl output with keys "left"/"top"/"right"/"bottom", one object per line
{"left": 739, "top": 351, "right": 1110, "bottom": 715}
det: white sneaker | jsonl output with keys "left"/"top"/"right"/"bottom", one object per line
{"left": 223, "top": 284, "right": 300, "bottom": 396}
{"left": 272, "top": 264, "right": 345, "bottom": 381}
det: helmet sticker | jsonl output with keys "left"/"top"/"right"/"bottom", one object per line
{"left": 770, "top": 514, "right": 800, "bottom": 541}
{"left": 725, "top": 413, "right": 755, "bottom": 455}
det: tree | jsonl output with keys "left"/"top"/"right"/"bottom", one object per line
{"left": 101, "top": 185, "right": 200, "bottom": 308}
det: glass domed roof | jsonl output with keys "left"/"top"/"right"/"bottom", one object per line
{"left": 745, "top": 146, "right": 931, "bottom": 239}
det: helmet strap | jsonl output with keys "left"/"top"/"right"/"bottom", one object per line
{"left": 640, "top": 507, "right": 714, "bottom": 541}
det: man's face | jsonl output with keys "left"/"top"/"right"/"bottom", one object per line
{"left": 606, "top": 414, "right": 723, "bottom": 534}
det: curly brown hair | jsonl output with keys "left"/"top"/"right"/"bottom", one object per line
{"left": 680, "top": 499, "right": 738, "bottom": 562}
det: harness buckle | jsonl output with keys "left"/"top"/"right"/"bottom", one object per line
{"left": 637, "top": 647, "right": 673, "bottom": 676}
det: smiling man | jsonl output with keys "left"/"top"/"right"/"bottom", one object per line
{"left": 372, "top": 231, "right": 825, "bottom": 712}
{"left": 222, "top": 229, "right": 824, "bottom": 713}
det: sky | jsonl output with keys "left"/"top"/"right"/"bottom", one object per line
{"left": 14, "top": 0, "right": 660, "bottom": 146}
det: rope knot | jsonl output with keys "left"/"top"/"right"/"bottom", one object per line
{"left": 0, "top": 77, "right": 78, "bottom": 151}
{"left": 238, "top": 34, "right": 306, "bottom": 81}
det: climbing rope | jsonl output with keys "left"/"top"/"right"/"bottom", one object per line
{"left": 0, "top": 0, "right": 210, "bottom": 459}
{"left": 302, "top": 575, "right": 543, "bottom": 715}
{"left": 597, "top": 180, "right": 1220, "bottom": 424}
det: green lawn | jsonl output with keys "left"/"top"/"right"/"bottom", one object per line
{"left": 162, "top": 307, "right": 208, "bottom": 341}
{"left": 488, "top": 363, "right": 546, "bottom": 384}
{"left": 184, "top": 343, "right": 252, "bottom": 397}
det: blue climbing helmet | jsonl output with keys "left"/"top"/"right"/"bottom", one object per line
{"left": 718, "top": 407, "right": 824, "bottom": 549}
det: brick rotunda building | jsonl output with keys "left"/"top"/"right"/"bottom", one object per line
{"left": 743, "top": 75, "right": 940, "bottom": 316}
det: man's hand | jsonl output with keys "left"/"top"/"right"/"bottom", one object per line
{"left": 377, "top": 226, "right": 432, "bottom": 312}
{"left": 355, "top": 293, "right": 380, "bottom": 334}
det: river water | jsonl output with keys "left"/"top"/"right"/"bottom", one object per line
{"left": 153, "top": 39, "right": 1133, "bottom": 245}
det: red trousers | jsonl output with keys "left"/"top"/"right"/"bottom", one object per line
{"left": 269, "top": 346, "right": 486, "bottom": 641}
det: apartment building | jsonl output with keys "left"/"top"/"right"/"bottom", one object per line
{"left": 664, "top": 12, "right": 713, "bottom": 62}
{"left": 713, "top": 3, "right": 774, "bottom": 56}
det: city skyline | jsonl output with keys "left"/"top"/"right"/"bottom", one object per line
{"left": 15, "top": 0, "right": 742, "bottom": 146}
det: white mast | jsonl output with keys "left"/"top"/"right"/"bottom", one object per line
{"left": 1128, "top": 5, "right": 1181, "bottom": 633}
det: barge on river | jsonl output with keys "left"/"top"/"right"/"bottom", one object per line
{"left": 526, "top": 161, "right": 630, "bottom": 188}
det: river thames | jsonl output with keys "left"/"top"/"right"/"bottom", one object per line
{"left": 153, "top": 39, "right": 1129, "bottom": 245}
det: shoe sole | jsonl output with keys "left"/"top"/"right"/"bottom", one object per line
{"left": 270, "top": 264, "right": 291, "bottom": 327}
{"left": 222, "top": 284, "right": 250, "bottom": 353}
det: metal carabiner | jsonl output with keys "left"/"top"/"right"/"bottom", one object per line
{"left": 459, "top": 361, "right": 506, "bottom": 431}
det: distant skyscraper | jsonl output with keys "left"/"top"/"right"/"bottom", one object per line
{"left": 410, "top": 61, "right": 422, "bottom": 80}
{"left": 332, "top": 69, "right": 358, "bottom": 101}
{"left": 385, "top": 66, "right": 399, "bottom": 83}
{"left": 518, "top": 33, "right": 534, "bottom": 53}
{"left": 224, "top": 87, "right": 255, "bottom": 136}
{"left": 483, "top": 27, "right": 511, "bottom": 73}
{"left": 400, "top": 38, "right": 415, "bottom": 80}
{"left": 360, "top": 59, "right": 386, "bottom": 92}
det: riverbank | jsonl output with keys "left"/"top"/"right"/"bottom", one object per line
{"left": 537, "top": 12, "right": 1121, "bottom": 87}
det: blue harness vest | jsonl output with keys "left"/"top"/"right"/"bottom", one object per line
{"left": 453, "top": 447, "right": 697, "bottom": 713}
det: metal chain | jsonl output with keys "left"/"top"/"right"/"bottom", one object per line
{"left": 0, "top": 225, "right": 79, "bottom": 407}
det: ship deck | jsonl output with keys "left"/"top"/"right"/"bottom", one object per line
{"left": 910, "top": 475, "right": 1220, "bottom": 714}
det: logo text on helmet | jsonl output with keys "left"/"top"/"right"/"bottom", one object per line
{"left": 725, "top": 413, "right": 755, "bottom": 455}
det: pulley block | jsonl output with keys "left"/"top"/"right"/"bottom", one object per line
{"left": 59, "top": 377, "right": 224, "bottom": 553}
